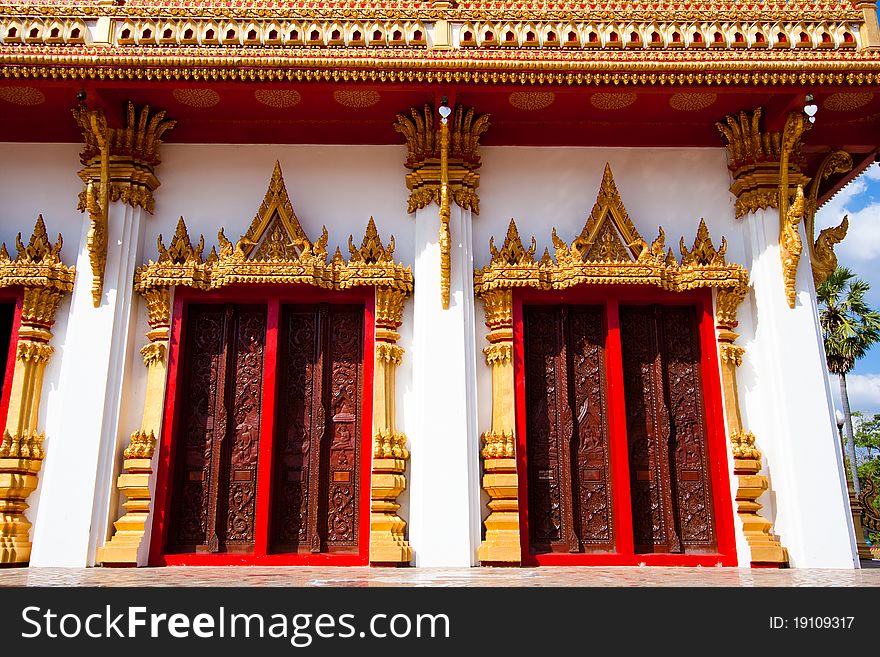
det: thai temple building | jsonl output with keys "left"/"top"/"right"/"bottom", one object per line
{"left": 1, "top": 0, "right": 878, "bottom": 571}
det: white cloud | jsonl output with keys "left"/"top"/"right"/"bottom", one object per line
{"left": 829, "top": 373, "right": 880, "bottom": 415}
{"left": 862, "top": 163, "right": 880, "bottom": 181}
{"left": 816, "top": 177, "right": 867, "bottom": 234}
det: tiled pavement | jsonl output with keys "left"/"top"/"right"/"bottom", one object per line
{"left": 1, "top": 565, "right": 879, "bottom": 587}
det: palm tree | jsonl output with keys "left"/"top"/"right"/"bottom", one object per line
{"left": 818, "top": 266, "right": 880, "bottom": 495}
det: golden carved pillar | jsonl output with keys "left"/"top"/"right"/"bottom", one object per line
{"left": 716, "top": 107, "right": 813, "bottom": 308}
{"left": 72, "top": 100, "right": 175, "bottom": 307}
{"left": 477, "top": 288, "right": 520, "bottom": 564}
{"left": 370, "top": 286, "right": 412, "bottom": 564}
{"left": 0, "top": 217, "right": 74, "bottom": 565}
{"left": 715, "top": 288, "right": 788, "bottom": 566}
{"left": 97, "top": 288, "right": 170, "bottom": 566}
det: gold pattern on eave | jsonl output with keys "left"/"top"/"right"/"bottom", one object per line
{"left": 135, "top": 160, "right": 413, "bottom": 297}
{"left": 474, "top": 162, "right": 749, "bottom": 303}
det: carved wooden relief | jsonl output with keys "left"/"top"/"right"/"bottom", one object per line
{"left": 270, "top": 304, "right": 363, "bottom": 554}
{"left": 619, "top": 305, "right": 716, "bottom": 554}
{"left": 524, "top": 305, "right": 614, "bottom": 554}
{"left": 168, "top": 304, "right": 266, "bottom": 554}
{"left": 270, "top": 307, "right": 318, "bottom": 552}
{"left": 660, "top": 307, "right": 715, "bottom": 549}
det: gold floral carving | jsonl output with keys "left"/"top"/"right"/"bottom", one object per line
{"left": 804, "top": 150, "right": 853, "bottom": 288}
{"left": 254, "top": 89, "right": 302, "bottom": 108}
{"left": 716, "top": 107, "right": 810, "bottom": 219}
{"left": 669, "top": 92, "right": 717, "bottom": 111}
{"left": 0, "top": 216, "right": 73, "bottom": 565}
{"left": 508, "top": 91, "right": 555, "bottom": 111}
{"left": 333, "top": 89, "right": 381, "bottom": 108}
{"left": 123, "top": 430, "right": 156, "bottom": 460}
{"left": 73, "top": 100, "right": 175, "bottom": 307}
{"left": 6, "top": 50, "right": 880, "bottom": 87}
{"left": 780, "top": 185, "right": 805, "bottom": 309}
{"left": 394, "top": 103, "right": 489, "bottom": 214}
{"left": 0, "top": 86, "right": 45, "bottom": 105}
{"left": 590, "top": 92, "right": 637, "bottom": 110}
{"left": 476, "top": 164, "right": 749, "bottom": 300}
{"left": 0, "top": 3, "right": 864, "bottom": 24}
{"left": 171, "top": 88, "right": 220, "bottom": 108}
{"left": 823, "top": 91, "right": 874, "bottom": 112}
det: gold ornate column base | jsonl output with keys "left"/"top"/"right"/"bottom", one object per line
{"left": 96, "top": 431, "right": 155, "bottom": 566}
{"left": 847, "top": 488, "right": 874, "bottom": 561}
{"left": 733, "top": 455, "right": 788, "bottom": 566}
{"left": 0, "top": 454, "right": 43, "bottom": 565}
{"left": 370, "top": 455, "right": 411, "bottom": 565}
{"left": 478, "top": 435, "right": 520, "bottom": 565}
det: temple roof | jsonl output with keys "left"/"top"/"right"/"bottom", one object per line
{"left": 1, "top": 1, "right": 879, "bottom": 203}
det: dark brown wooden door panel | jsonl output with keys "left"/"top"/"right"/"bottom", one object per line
{"left": 270, "top": 304, "right": 363, "bottom": 554}
{"left": 619, "top": 304, "right": 716, "bottom": 554}
{"left": 524, "top": 305, "right": 614, "bottom": 554}
{"left": 168, "top": 304, "right": 266, "bottom": 554}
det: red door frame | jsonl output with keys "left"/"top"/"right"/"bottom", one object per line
{"left": 149, "top": 284, "right": 375, "bottom": 566}
{"left": 0, "top": 291, "right": 24, "bottom": 431}
{"left": 513, "top": 286, "right": 737, "bottom": 567}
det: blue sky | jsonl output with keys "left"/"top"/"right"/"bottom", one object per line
{"left": 815, "top": 163, "right": 880, "bottom": 415}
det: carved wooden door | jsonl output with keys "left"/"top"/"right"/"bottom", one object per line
{"left": 270, "top": 304, "right": 363, "bottom": 554}
{"left": 168, "top": 304, "right": 266, "bottom": 554}
{"left": 523, "top": 305, "right": 615, "bottom": 554}
{"left": 619, "top": 305, "right": 716, "bottom": 554}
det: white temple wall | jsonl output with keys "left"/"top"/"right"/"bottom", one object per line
{"left": 0, "top": 143, "right": 82, "bottom": 538}
{"left": 0, "top": 142, "right": 856, "bottom": 567}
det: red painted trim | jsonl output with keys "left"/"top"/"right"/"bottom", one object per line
{"left": 696, "top": 293, "right": 738, "bottom": 566}
{"left": 512, "top": 293, "right": 530, "bottom": 561}
{"left": 359, "top": 293, "right": 376, "bottom": 560}
{"left": 149, "top": 285, "right": 375, "bottom": 567}
{"left": 604, "top": 298, "right": 635, "bottom": 558}
{"left": 149, "top": 293, "right": 186, "bottom": 566}
{"left": 0, "top": 292, "right": 23, "bottom": 430}
{"left": 253, "top": 298, "right": 280, "bottom": 557}
{"left": 157, "top": 552, "right": 367, "bottom": 567}
{"left": 512, "top": 285, "right": 738, "bottom": 567}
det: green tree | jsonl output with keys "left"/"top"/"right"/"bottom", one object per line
{"left": 853, "top": 411, "right": 880, "bottom": 481}
{"left": 817, "top": 267, "right": 880, "bottom": 495}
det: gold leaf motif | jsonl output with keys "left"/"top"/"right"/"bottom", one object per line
{"left": 823, "top": 92, "right": 874, "bottom": 112}
{"left": 0, "top": 86, "right": 45, "bottom": 106}
{"left": 172, "top": 88, "right": 220, "bottom": 108}
{"left": 489, "top": 219, "right": 536, "bottom": 266}
{"left": 680, "top": 218, "right": 727, "bottom": 266}
{"left": 590, "top": 92, "right": 637, "bottom": 110}
{"left": 254, "top": 89, "right": 302, "bottom": 108}
{"left": 333, "top": 89, "right": 380, "bottom": 108}
{"left": 669, "top": 92, "right": 717, "bottom": 111}
{"left": 781, "top": 185, "right": 805, "bottom": 309}
{"left": 508, "top": 91, "right": 555, "bottom": 111}
{"left": 157, "top": 217, "right": 204, "bottom": 265}
{"left": 348, "top": 216, "right": 395, "bottom": 264}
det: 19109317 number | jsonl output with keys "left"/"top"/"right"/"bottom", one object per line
{"left": 793, "top": 617, "right": 854, "bottom": 629}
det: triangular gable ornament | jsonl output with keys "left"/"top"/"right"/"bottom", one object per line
{"left": 572, "top": 163, "right": 646, "bottom": 262}
{"left": 238, "top": 160, "right": 312, "bottom": 261}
